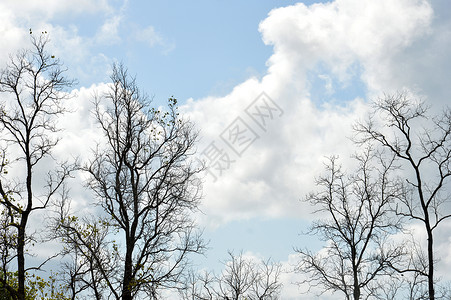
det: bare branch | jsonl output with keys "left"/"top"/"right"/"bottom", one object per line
{"left": 0, "top": 33, "right": 75, "bottom": 300}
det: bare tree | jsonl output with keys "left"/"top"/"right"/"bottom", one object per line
{"left": 354, "top": 93, "right": 451, "bottom": 300}
{"left": 181, "top": 270, "right": 216, "bottom": 300}
{"left": 56, "top": 63, "right": 205, "bottom": 299}
{"left": 181, "top": 250, "right": 282, "bottom": 300}
{"left": 250, "top": 257, "right": 283, "bottom": 299}
{"left": 0, "top": 33, "right": 74, "bottom": 300}
{"left": 57, "top": 212, "right": 118, "bottom": 300}
{"left": 296, "top": 148, "right": 406, "bottom": 300}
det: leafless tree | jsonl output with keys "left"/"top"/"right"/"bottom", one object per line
{"left": 250, "top": 257, "right": 283, "bottom": 299}
{"left": 181, "top": 270, "right": 216, "bottom": 300}
{"left": 56, "top": 63, "right": 205, "bottom": 299}
{"left": 354, "top": 93, "right": 451, "bottom": 300}
{"left": 296, "top": 148, "right": 406, "bottom": 300}
{"left": 181, "top": 250, "right": 282, "bottom": 300}
{"left": 57, "top": 211, "right": 118, "bottom": 300}
{"left": 0, "top": 33, "right": 74, "bottom": 300}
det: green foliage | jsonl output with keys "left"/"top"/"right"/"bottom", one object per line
{"left": 0, "top": 272, "right": 70, "bottom": 300}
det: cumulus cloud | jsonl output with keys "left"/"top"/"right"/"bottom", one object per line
{"left": 181, "top": 0, "right": 438, "bottom": 226}
{"left": 259, "top": 0, "right": 433, "bottom": 93}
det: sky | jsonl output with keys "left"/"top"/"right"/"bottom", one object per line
{"left": 1, "top": 0, "right": 451, "bottom": 299}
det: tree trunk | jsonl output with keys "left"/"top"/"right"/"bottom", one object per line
{"left": 18, "top": 158, "right": 33, "bottom": 300}
{"left": 17, "top": 223, "right": 26, "bottom": 300}
{"left": 352, "top": 247, "right": 360, "bottom": 300}
{"left": 353, "top": 283, "right": 360, "bottom": 300}
{"left": 427, "top": 227, "right": 434, "bottom": 300}
{"left": 122, "top": 240, "right": 134, "bottom": 300}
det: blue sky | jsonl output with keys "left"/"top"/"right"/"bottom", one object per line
{"left": 39, "top": 0, "right": 312, "bottom": 101}
{"left": 1, "top": 0, "right": 451, "bottom": 298}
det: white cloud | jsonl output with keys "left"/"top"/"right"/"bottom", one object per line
{"left": 1, "top": 0, "right": 114, "bottom": 21}
{"left": 183, "top": 0, "right": 437, "bottom": 226}
{"left": 259, "top": 0, "right": 433, "bottom": 93}
{"left": 96, "top": 15, "right": 123, "bottom": 45}
{"left": 188, "top": 91, "right": 367, "bottom": 226}
{"left": 0, "top": 6, "right": 29, "bottom": 65}
{"left": 132, "top": 25, "right": 175, "bottom": 54}
{"left": 0, "top": 1, "right": 114, "bottom": 84}
{"left": 55, "top": 84, "right": 108, "bottom": 160}
{"left": 134, "top": 26, "right": 162, "bottom": 47}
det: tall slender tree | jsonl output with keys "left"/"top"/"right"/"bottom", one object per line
{"left": 0, "top": 33, "right": 74, "bottom": 300}
{"left": 354, "top": 93, "right": 451, "bottom": 299}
